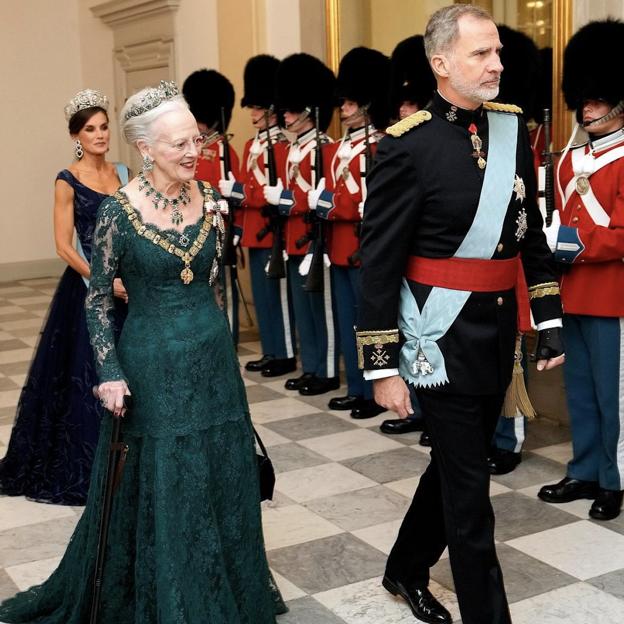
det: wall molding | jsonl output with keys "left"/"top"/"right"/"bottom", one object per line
{"left": 91, "top": 0, "right": 180, "bottom": 27}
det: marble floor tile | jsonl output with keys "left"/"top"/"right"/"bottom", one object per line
{"left": 262, "top": 412, "right": 356, "bottom": 441}
{"left": 269, "top": 570, "right": 307, "bottom": 602}
{"left": 298, "top": 429, "right": 403, "bottom": 462}
{"left": 269, "top": 442, "right": 330, "bottom": 473}
{"left": 0, "top": 425, "right": 15, "bottom": 445}
{"left": 490, "top": 452, "right": 569, "bottom": 490}
{"left": 0, "top": 308, "right": 26, "bottom": 318}
{"left": 268, "top": 534, "right": 387, "bottom": 594}
{"left": 5, "top": 555, "right": 62, "bottom": 591}
{"left": 0, "top": 497, "right": 76, "bottom": 532}
{"left": 0, "top": 319, "right": 44, "bottom": 332}
{"left": 508, "top": 520, "right": 624, "bottom": 580}
{"left": 333, "top": 409, "right": 390, "bottom": 429}
{"left": 384, "top": 476, "right": 420, "bottom": 499}
{"left": 277, "top": 596, "right": 347, "bottom": 624}
{"left": 0, "top": 378, "right": 19, "bottom": 392}
{"left": 351, "top": 519, "right": 402, "bottom": 555}
{"left": 258, "top": 379, "right": 293, "bottom": 396}
{"left": 0, "top": 287, "right": 32, "bottom": 296}
{"left": 0, "top": 349, "right": 33, "bottom": 365}
{"left": 0, "top": 332, "right": 14, "bottom": 341}
{"left": 587, "top": 568, "right": 624, "bottom": 601}
{"left": 244, "top": 384, "right": 287, "bottom": 404}
{"left": 0, "top": 516, "right": 79, "bottom": 568}
{"left": 341, "top": 447, "right": 431, "bottom": 484}
{"left": 253, "top": 423, "right": 290, "bottom": 447}
{"left": 275, "top": 462, "right": 376, "bottom": 503}
{"left": 314, "top": 576, "right": 461, "bottom": 624}
{"left": 491, "top": 491, "right": 579, "bottom": 542}
{"left": 262, "top": 504, "right": 343, "bottom": 551}
{"left": 8, "top": 375, "right": 26, "bottom": 387}
{"left": 510, "top": 581, "right": 624, "bottom": 624}
{"left": 305, "top": 486, "right": 410, "bottom": 532}
{"left": 523, "top": 419, "right": 571, "bottom": 451}
{"left": 17, "top": 278, "right": 59, "bottom": 287}
{"left": 518, "top": 482, "right": 593, "bottom": 520}
{"left": 0, "top": 569, "right": 19, "bottom": 603}
{"left": 0, "top": 340, "right": 28, "bottom": 353}
{"left": 250, "top": 397, "right": 319, "bottom": 424}
{"left": 296, "top": 389, "right": 348, "bottom": 413}
{"left": 241, "top": 376, "right": 256, "bottom": 387}
{"left": 530, "top": 441, "right": 573, "bottom": 464}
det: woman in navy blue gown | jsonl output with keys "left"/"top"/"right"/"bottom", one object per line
{"left": 0, "top": 90, "right": 128, "bottom": 505}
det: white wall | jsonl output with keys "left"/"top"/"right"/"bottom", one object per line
{"left": 575, "top": 0, "right": 624, "bottom": 28}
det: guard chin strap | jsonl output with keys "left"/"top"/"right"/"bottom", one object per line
{"left": 285, "top": 106, "right": 312, "bottom": 131}
{"left": 252, "top": 104, "right": 275, "bottom": 127}
{"left": 583, "top": 100, "right": 624, "bottom": 128}
{"left": 342, "top": 103, "right": 369, "bottom": 127}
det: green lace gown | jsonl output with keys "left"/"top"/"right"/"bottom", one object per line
{"left": 0, "top": 185, "right": 286, "bottom": 623}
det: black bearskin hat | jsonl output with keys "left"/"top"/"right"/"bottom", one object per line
{"left": 389, "top": 36, "right": 435, "bottom": 115}
{"left": 336, "top": 47, "right": 391, "bottom": 129}
{"left": 496, "top": 25, "right": 541, "bottom": 121}
{"left": 562, "top": 19, "right": 624, "bottom": 113}
{"left": 182, "top": 69, "right": 235, "bottom": 131}
{"left": 534, "top": 47, "right": 552, "bottom": 124}
{"left": 241, "top": 54, "right": 280, "bottom": 109}
{"left": 275, "top": 53, "right": 336, "bottom": 132}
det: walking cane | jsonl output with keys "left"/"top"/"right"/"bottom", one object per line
{"left": 89, "top": 389, "right": 132, "bottom": 624}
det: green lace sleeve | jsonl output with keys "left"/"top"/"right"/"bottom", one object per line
{"left": 85, "top": 197, "right": 126, "bottom": 383}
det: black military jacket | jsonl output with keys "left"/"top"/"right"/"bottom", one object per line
{"left": 356, "top": 92, "right": 562, "bottom": 395}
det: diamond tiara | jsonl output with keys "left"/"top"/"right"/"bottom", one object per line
{"left": 64, "top": 89, "right": 109, "bottom": 122}
{"left": 122, "top": 81, "right": 180, "bottom": 122}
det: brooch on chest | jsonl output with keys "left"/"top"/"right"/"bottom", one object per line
{"left": 513, "top": 174, "right": 526, "bottom": 203}
{"left": 515, "top": 207, "right": 528, "bottom": 241}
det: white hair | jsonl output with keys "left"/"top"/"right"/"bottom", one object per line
{"left": 424, "top": 4, "right": 493, "bottom": 61}
{"left": 119, "top": 92, "right": 189, "bottom": 146}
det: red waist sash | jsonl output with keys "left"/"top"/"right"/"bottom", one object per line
{"left": 405, "top": 256, "right": 531, "bottom": 332}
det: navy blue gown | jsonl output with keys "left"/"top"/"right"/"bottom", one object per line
{"left": 0, "top": 165, "right": 128, "bottom": 505}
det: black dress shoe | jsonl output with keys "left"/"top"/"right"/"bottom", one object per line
{"left": 589, "top": 489, "right": 623, "bottom": 521}
{"left": 285, "top": 372, "right": 315, "bottom": 391}
{"left": 328, "top": 395, "right": 361, "bottom": 410}
{"left": 382, "top": 576, "right": 451, "bottom": 624}
{"left": 538, "top": 477, "right": 599, "bottom": 503}
{"left": 487, "top": 448, "right": 521, "bottom": 475}
{"left": 299, "top": 376, "right": 340, "bottom": 396}
{"left": 419, "top": 431, "right": 431, "bottom": 447}
{"left": 380, "top": 418, "right": 425, "bottom": 435}
{"left": 350, "top": 399, "right": 387, "bottom": 419}
{"left": 245, "top": 355, "right": 274, "bottom": 372}
{"left": 260, "top": 357, "right": 297, "bottom": 377}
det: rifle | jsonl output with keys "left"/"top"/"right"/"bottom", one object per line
{"left": 220, "top": 107, "right": 237, "bottom": 269}
{"left": 541, "top": 108, "right": 555, "bottom": 227}
{"left": 348, "top": 106, "right": 372, "bottom": 267}
{"left": 262, "top": 109, "right": 287, "bottom": 279}
{"left": 304, "top": 106, "right": 326, "bottom": 292}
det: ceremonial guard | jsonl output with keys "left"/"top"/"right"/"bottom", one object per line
{"left": 265, "top": 53, "right": 339, "bottom": 395}
{"left": 307, "top": 47, "right": 389, "bottom": 418}
{"left": 487, "top": 25, "right": 543, "bottom": 475}
{"left": 182, "top": 69, "right": 241, "bottom": 345}
{"left": 380, "top": 35, "right": 436, "bottom": 438}
{"left": 218, "top": 55, "right": 297, "bottom": 377}
{"left": 538, "top": 20, "right": 624, "bottom": 521}
{"left": 357, "top": 6, "right": 564, "bottom": 623}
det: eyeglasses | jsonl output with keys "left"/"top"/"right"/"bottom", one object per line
{"left": 156, "top": 135, "right": 206, "bottom": 152}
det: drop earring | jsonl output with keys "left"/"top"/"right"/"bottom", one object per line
{"left": 142, "top": 154, "right": 154, "bottom": 172}
{"left": 74, "top": 140, "right": 84, "bottom": 160}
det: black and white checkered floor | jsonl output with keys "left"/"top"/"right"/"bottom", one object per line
{"left": 1, "top": 277, "right": 623, "bottom": 623}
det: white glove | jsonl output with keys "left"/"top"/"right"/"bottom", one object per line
{"left": 307, "top": 177, "right": 326, "bottom": 211}
{"left": 358, "top": 201, "right": 364, "bottom": 219}
{"left": 218, "top": 172, "right": 236, "bottom": 198}
{"left": 543, "top": 210, "right": 561, "bottom": 253}
{"left": 263, "top": 179, "right": 284, "bottom": 206}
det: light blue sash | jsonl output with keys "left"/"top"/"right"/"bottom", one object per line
{"left": 78, "top": 163, "right": 129, "bottom": 287}
{"left": 398, "top": 112, "right": 518, "bottom": 387}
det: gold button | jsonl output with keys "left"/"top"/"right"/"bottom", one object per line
{"left": 497, "top": 296, "right": 503, "bottom": 306}
{"left": 572, "top": 216, "right": 579, "bottom": 223}
{"left": 497, "top": 243, "right": 503, "bottom": 253}
{"left": 577, "top": 205, "right": 582, "bottom": 210}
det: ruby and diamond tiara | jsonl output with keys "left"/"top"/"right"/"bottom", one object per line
{"left": 64, "top": 89, "right": 109, "bottom": 121}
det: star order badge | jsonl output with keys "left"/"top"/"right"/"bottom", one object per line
{"left": 513, "top": 174, "right": 526, "bottom": 203}
{"left": 515, "top": 206, "right": 528, "bottom": 241}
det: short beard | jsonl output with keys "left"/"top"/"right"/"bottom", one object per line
{"left": 448, "top": 61, "right": 499, "bottom": 104}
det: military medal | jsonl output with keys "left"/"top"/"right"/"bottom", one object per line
{"left": 180, "top": 266, "right": 194, "bottom": 284}
{"left": 576, "top": 175, "right": 590, "bottom": 195}
{"left": 513, "top": 174, "right": 526, "bottom": 203}
{"left": 468, "top": 123, "right": 486, "bottom": 169}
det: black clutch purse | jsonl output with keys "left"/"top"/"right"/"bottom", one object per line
{"left": 253, "top": 427, "right": 275, "bottom": 501}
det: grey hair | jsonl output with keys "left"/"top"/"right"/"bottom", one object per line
{"left": 119, "top": 92, "right": 189, "bottom": 146}
{"left": 424, "top": 4, "right": 493, "bottom": 61}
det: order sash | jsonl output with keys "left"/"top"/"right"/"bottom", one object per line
{"left": 398, "top": 111, "right": 518, "bottom": 387}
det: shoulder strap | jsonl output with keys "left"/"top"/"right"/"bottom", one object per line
{"left": 56, "top": 169, "right": 75, "bottom": 186}
{"left": 115, "top": 162, "right": 129, "bottom": 186}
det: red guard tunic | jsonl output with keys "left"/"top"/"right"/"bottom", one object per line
{"left": 555, "top": 131, "right": 624, "bottom": 317}
{"left": 319, "top": 126, "right": 382, "bottom": 266}
{"left": 194, "top": 132, "right": 240, "bottom": 188}
{"left": 237, "top": 127, "right": 288, "bottom": 249}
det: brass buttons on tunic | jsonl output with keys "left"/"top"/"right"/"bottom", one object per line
{"left": 497, "top": 297, "right": 503, "bottom": 306}
{"left": 497, "top": 243, "right": 504, "bottom": 253}
{"left": 572, "top": 216, "right": 579, "bottom": 223}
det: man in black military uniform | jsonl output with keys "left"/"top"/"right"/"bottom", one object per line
{"left": 357, "top": 6, "right": 565, "bottom": 624}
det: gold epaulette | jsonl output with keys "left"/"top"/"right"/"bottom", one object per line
{"left": 528, "top": 281, "right": 560, "bottom": 299}
{"left": 483, "top": 102, "right": 523, "bottom": 114}
{"left": 386, "top": 111, "right": 432, "bottom": 137}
